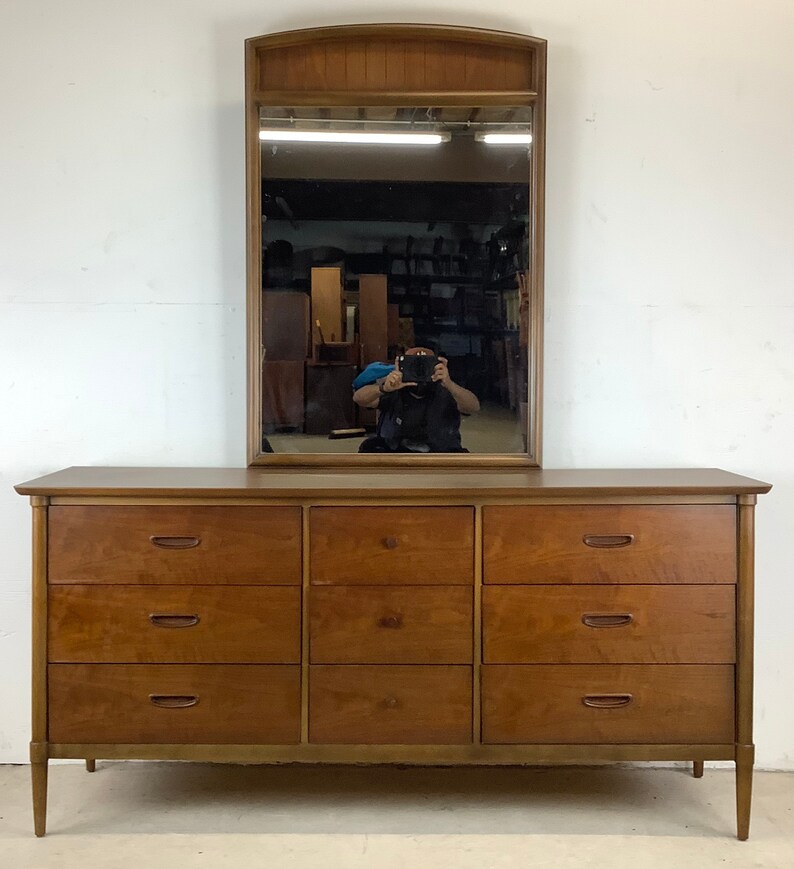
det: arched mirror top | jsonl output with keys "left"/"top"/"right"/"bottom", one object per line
{"left": 246, "top": 24, "right": 546, "bottom": 102}
{"left": 246, "top": 24, "right": 545, "bottom": 467}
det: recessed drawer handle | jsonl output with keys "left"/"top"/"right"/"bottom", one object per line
{"left": 149, "top": 536, "right": 201, "bottom": 550}
{"left": 378, "top": 614, "right": 403, "bottom": 629}
{"left": 582, "top": 694, "right": 633, "bottom": 709}
{"left": 149, "top": 614, "right": 201, "bottom": 628}
{"left": 149, "top": 694, "right": 199, "bottom": 709}
{"left": 582, "top": 534, "right": 635, "bottom": 549}
{"left": 582, "top": 613, "right": 633, "bottom": 628}
{"left": 382, "top": 536, "right": 399, "bottom": 550}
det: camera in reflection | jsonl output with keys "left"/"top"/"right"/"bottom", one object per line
{"left": 397, "top": 353, "right": 438, "bottom": 383}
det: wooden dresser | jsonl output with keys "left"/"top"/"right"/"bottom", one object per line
{"left": 15, "top": 467, "right": 770, "bottom": 838}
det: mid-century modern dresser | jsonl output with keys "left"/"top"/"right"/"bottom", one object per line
{"left": 15, "top": 466, "right": 770, "bottom": 838}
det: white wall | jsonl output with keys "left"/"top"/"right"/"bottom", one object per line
{"left": 1, "top": 1, "right": 792, "bottom": 768}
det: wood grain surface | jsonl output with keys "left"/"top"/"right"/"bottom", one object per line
{"left": 310, "top": 665, "right": 472, "bottom": 744}
{"left": 48, "top": 505, "right": 301, "bottom": 584}
{"left": 49, "top": 586, "right": 301, "bottom": 663}
{"left": 48, "top": 664, "right": 301, "bottom": 744}
{"left": 481, "top": 664, "right": 735, "bottom": 744}
{"left": 483, "top": 585, "right": 735, "bottom": 663}
{"left": 251, "top": 26, "right": 539, "bottom": 94}
{"left": 310, "top": 586, "right": 472, "bottom": 663}
{"left": 483, "top": 505, "right": 737, "bottom": 584}
{"left": 16, "top": 467, "right": 771, "bottom": 498}
{"left": 310, "top": 506, "right": 474, "bottom": 584}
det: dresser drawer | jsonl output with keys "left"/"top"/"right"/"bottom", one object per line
{"left": 481, "top": 664, "right": 735, "bottom": 744}
{"left": 310, "top": 507, "right": 474, "bottom": 585}
{"left": 483, "top": 585, "right": 735, "bottom": 664}
{"left": 310, "top": 665, "right": 472, "bottom": 743}
{"left": 310, "top": 587, "right": 472, "bottom": 664}
{"left": 48, "top": 664, "right": 301, "bottom": 744}
{"left": 48, "top": 506, "right": 301, "bottom": 584}
{"left": 48, "top": 586, "right": 301, "bottom": 663}
{"left": 483, "top": 505, "right": 736, "bottom": 584}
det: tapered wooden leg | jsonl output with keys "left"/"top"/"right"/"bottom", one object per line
{"left": 30, "top": 501, "right": 50, "bottom": 837}
{"left": 31, "top": 760, "right": 48, "bottom": 837}
{"left": 693, "top": 760, "right": 704, "bottom": 778}
{"left": 86, "top": 759, "right": 96, "bottom": 772}
{"left": 736, "top": 744, "right": 754, "bottom": 840}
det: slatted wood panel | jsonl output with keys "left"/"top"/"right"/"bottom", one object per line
{"left": 256, "top": 40, "right": 534, "bottom": 93}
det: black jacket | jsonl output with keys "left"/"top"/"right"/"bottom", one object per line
{"left": 375, "top": 385, "right": 465, "bottom": 452}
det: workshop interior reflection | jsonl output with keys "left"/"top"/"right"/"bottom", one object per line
{"left": 258, "top": 106, "right": 533, "bottom": 455}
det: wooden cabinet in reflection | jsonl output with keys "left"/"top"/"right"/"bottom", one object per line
{"left": 261, "top": 292, "right": 310, "bottom": 434}
{"left": 262, "top": 361, "right": 304, "bottom": 434}
{"left": 261, "top": 275, "right": 365, "bottom": 438}
{"left": 305, "top": 362, "right": 356, "bottom": 435}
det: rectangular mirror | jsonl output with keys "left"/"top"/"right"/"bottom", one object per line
{"left": 245, "top": 25, "right": 546, "bottom": 467}
{"left": 256, "top": 105, "right": 535, "bottom": 458}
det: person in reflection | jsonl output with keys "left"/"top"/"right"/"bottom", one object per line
{"left": 354, "top": 346, "right": 480, "bottom": 453}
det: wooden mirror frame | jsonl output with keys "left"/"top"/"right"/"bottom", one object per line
{"left": 245, "top": 23, "right": 546, "bottom": 467}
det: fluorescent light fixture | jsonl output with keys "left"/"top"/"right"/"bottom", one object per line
{"left": 259, "top": 130, "right": 450, "bottom": 145}
{"left": 475, "top": 132, "right": 532, "bottom": 145}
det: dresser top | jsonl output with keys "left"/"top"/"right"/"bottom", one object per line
{"left": 15, "top": 466, "right": 771, "bottom": 499}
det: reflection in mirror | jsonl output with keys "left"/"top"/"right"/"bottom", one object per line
{"left": 259, "top": 106, "right": 532, "bottom": 455}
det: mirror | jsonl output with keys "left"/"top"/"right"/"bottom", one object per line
{"left": 259, "top": 105, "right": 533, "bottom": 456}
{"left": 245, "top": 25, "right": 546, "bottom": 466}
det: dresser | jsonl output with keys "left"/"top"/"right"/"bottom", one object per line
{"left": 15, "top": 467, "right": 770, "bottom": 838}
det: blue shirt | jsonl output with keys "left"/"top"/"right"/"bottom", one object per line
{"left": 351, "top": 362, "right": 394, "bottom": 390}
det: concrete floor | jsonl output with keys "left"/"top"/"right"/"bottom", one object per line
{"left": 1, "top": 764, "right": 792, "bottom": 868}
{"left": 268, "top": 403, "right": 526, "bottom": 454}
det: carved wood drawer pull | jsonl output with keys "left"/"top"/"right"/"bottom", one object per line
{"left": 582, "top": 694, "right": 633, "bottom": 709}
{"left": 582, "top": 534, "right": 635, "bottom": 549}
{"left": 382, "top": 537, "right": 399, "bottom": 550}
{"left": 149, "top": 536, "right": 201, "bottom": 550}
{"left": 581, "top": 613, "right": 633, "bottom": 628}
{"left": 149, "top": 614, "right": 201, "bottom": 628}
{"left": 382, "top": 696, "right": 400, "bottom": 709}
{"left": 378, "top": 614, "right": 403, "bottom": 629}
{"left": 149, "top": 694, "right": 199, "bottom": 709}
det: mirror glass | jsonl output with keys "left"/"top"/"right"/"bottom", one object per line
{"left": 258, "top": 105, "right": 532, "bottom": 455}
